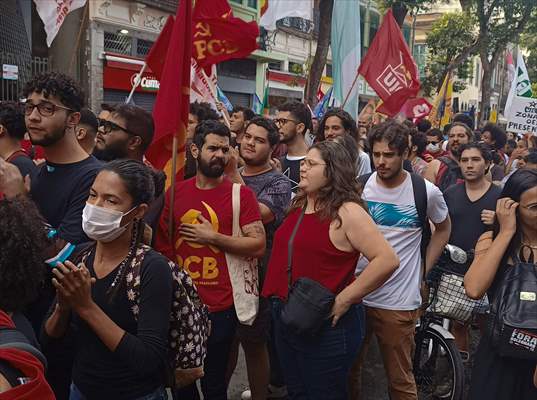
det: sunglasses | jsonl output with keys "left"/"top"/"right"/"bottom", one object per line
{"left": 98, "top": 118, "right": 136, "bottom": 136}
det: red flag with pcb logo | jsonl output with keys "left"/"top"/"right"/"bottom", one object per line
{"left": 192, "top": 0, "right": 259, "bottom": 69}
{"left": 145, "top": 0, "right": 191, "bottom": 189}
{"left": 358, "top": 9, "right": 420, "bottom": 117}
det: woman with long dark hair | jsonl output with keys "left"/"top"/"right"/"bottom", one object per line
{"left": 465, "top": 169, "right": 537, "bottom": 400}
{"left": 262, "top": 141, "right": 399, "bottom": 399}
{"left": 43, "top": 159, "right": 172, "bottom": 400}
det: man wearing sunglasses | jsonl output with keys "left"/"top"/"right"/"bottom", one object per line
{"left": 93, "top": 104, "right": 153, "bottom": 163}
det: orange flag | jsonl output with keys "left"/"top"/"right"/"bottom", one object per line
{"left": 145, "top": 0, "right": 191, "bottom": 190}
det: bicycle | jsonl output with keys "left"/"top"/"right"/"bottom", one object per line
{"left": 413, "top": 245, "right": 489, "bottom": 400}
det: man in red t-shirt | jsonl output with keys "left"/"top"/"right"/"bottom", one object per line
{"left": 156, "top": 120, "right": 265, "bottom": 400}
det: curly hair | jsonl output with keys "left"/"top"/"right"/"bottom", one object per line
{"left": 22, "top": 72, "right": 84, "bottom": 111}
{"left": 318, "top": 108, "right": 358, "bottom": 142}
{"left": 291, "top": 141, "right": 364, "bottom": 227}
{"left": 0, "top": 101, "right": 26, "bottom": 140}
{"left": 190, "top": 101, "right": 220, "bottom": 122}
{"left": 368, "top": 119, "right": 410, "bottom": 155}
{"left": 0, "top": 198, "right": 48, "bottom": 312}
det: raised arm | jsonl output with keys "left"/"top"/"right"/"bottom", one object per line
{"left": 464, "top": 198, "right": 517, "bottom": 299}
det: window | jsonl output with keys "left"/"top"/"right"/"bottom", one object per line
{"left": 104, "top": 31, "right": 132, "bottom": 55}
{"left": 268, "top": 61, "right": 282, "bottom": 71}
{"left": 229, "top": 0, "right": 241, "bottom": 3}
{"left": 136, "top": 39, "right": 154, "bottom": 57}
{"left": 289, "top": 62, "right": 304, "bottom": 75}
{"left": 247, "top": 0, "right": 257, "bottom": 8}
{"left": 369, "top": 12, "right": 379, "bottom": 47}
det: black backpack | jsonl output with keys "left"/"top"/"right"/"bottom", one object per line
{"left": 436, "top": 156, "right": 463, "bottom": 193}
{"left": 358, "top": 172, "right": 431, "bottom": 263}
{"left": 489, "top": 254, "right": 537, "bottom": 360}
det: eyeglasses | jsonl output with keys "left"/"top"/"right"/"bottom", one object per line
{"left": 520, "top": 203, "right": 537, "bottom": 212}
{"left": 300, "top": 159, "right": 326, "bottom": 169}
{"left": 24, "top": 101, "right": 73, "bottom": 117}
{"left": 274, "top": 118, "right": 299, "bottom": 127}
{"left": 98, "top": 119, "right": 135, "bottom": 136}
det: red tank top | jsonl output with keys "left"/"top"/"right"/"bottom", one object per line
{"left": 262, "top": 208, "right": 360, "bottom": 300}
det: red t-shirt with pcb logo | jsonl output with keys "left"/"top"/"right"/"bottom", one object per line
{"left": 156, "top": 177, "right": 261, "bottom": 312}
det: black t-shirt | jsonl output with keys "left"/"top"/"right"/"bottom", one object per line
{"left": 70, "top": 249, "right": 172, "bottom": 400}
{"left": 30, "top": 157, "right": 101, "bottom": 244}
{"left": 280, "top": 155, "right": 304, "bottom": 193}
{"left": 444, "top": 182, "right": 502, "bottom": 252}
{"left": 8, "top": 152, "right": 38, "bottom": 180}
{"left": 242, "top": 169, "right": 292, "bottom": 280}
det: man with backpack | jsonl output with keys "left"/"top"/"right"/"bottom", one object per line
{"left": 424, "top": 122, "right": 474, "bottom": 192}
{"left": 349, "top": 120, "right": 451, "bottom": 400}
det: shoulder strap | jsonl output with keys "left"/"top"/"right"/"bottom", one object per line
{"left": 410, "top": 173, "right": 428, "bottom": 229}
{"left": 410, "top": 173, "right": 431, "bottom": 276}
{"left": 287, "top": 207, "right": 306, "bottom": 288}
{"left": 231, "top": 183, "right": 241, "bottom": 237}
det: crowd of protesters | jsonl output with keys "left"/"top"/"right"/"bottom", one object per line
{"left": 0, "top": 71, "right": 536, "bottom": 400}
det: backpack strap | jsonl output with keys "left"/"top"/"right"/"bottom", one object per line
{"left": 0, "top": 328, "right": 47, "bottom": 370}
{"left": 410, "top": 173, "right": 431, "bottom": 278}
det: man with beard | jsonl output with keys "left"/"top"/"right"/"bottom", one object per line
{"left": 156, "top": 120, "right": 265, "bottom": 400}
{"left": 274, "top": 101, "right": 311, "bottom": 194}
{"left": 350, "top": 120, "right": 450, "bottom": 400}
{"left": 92, "top": 104, "right": 165, "bottom": 237}
{"left": 93, "top": 104, "right": 153, "bottom": 162}
{"left": 443, "top": 143, "right": 501, "bottom": 356}
{"left": 424, "top": 122, "right": 473, "bottom": 192}
{"left": 0, "top": 72, "right": 101, "bottom": 400}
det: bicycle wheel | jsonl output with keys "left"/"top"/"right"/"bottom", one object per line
{"left": 413, "top": 327, "right": 464, "bottom": 400}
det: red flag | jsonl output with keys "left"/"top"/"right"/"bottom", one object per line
{"left": 316, "top": 87, "right": 324, "bottom": 102}
{"left": 358, "top": 9, "right": 420, "bottom": 117}
{"left": 146, "top": 0, "right": 191, "bottom": 189}
{"left": 396, "top": 97, "right": 433, "bottom": 122}
{"left": 192, "top": 0, "right": 259, "bottom": 68}
{"left": 145, "top": 15, "right": 174, "bottom": 80}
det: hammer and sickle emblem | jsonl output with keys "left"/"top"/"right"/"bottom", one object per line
{"left": 194, "top": 22, "right": 211, "bottom": 38}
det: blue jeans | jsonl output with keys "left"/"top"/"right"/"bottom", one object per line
{"left": 271, "top": 298, "right": 365, "bottom": 400}
{"left": 69, "top": 383, "right": 167, "bottom": 400}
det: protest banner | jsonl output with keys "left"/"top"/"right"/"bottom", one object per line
{"left": 506, "top": 96, "right": 537, "bottom": 135}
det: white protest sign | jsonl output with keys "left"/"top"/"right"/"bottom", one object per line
{"left": 506, "top": 96, "right": 537, "bottom": 136}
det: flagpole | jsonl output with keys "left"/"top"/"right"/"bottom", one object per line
{"left": 208, "top": 82, "right": 230, "bottom": 127}
{"left": 168, "top": 135, "right": 178, "bottom": 241}
{"left": 126, "top": 63, "right": 147, "bottom": 104}
{"left": 342, "top": 71, "right": 360, "bottom": 109}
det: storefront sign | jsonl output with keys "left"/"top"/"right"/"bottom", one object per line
{"left": 506, "top": 96, "right": 537, "bottom": 135}
{"left": 103, "top": 65, "right": 160, "bottom": 94}
{"left": 2, "top": 64, "right": 18, "bottom": 80}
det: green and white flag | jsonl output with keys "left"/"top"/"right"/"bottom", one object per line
{"left": 505, "top": 51, "right": 532, "bottom": 117}
{"left": 331, "top": 0, "right": 361, "bottom": 120}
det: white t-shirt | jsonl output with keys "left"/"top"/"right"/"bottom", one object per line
{"left": 356, "top": 172, "right": 448, "bottom": 310}
{"left": 356, "top": 151, "right": 372, "bottom": 177}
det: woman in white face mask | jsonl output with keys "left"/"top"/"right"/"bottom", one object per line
{"left": 43, "top": 159, "right": 173, "bottom": 400}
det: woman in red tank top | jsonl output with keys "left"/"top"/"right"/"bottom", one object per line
{"left": 263, "top": 141, "right": 399, "bottom": 400}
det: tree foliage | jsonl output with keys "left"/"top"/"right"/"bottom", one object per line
{"left": 422, "top": 12, "right": 475, "bottom": 96}
{"left": 470, "top": 0, "right": 537, "bottom": 122}
{"left": 521, "top": 16, "right": 537, "bottom": 85}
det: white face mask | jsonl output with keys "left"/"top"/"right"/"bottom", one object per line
{"left": 82, "top": 203, "right": 136, "bottom": 243}
{"left": 427, "top": 143, "right": 440, "bottom": 153}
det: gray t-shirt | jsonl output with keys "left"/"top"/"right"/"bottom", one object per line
{"left": 242, "top": 169, "right": 292, "bottom": 280}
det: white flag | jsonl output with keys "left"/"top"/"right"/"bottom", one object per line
{"left": 505, "top": 51, "right": 533, "bottom": 118}
{"left": 190, "top": 59, "right": 218, "bottom": 109}
{"left": 34, "top": 0, "right": 87, "bottom": 47}
{"left": 260, "top": 0, "right": 313, "bottom": 31}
